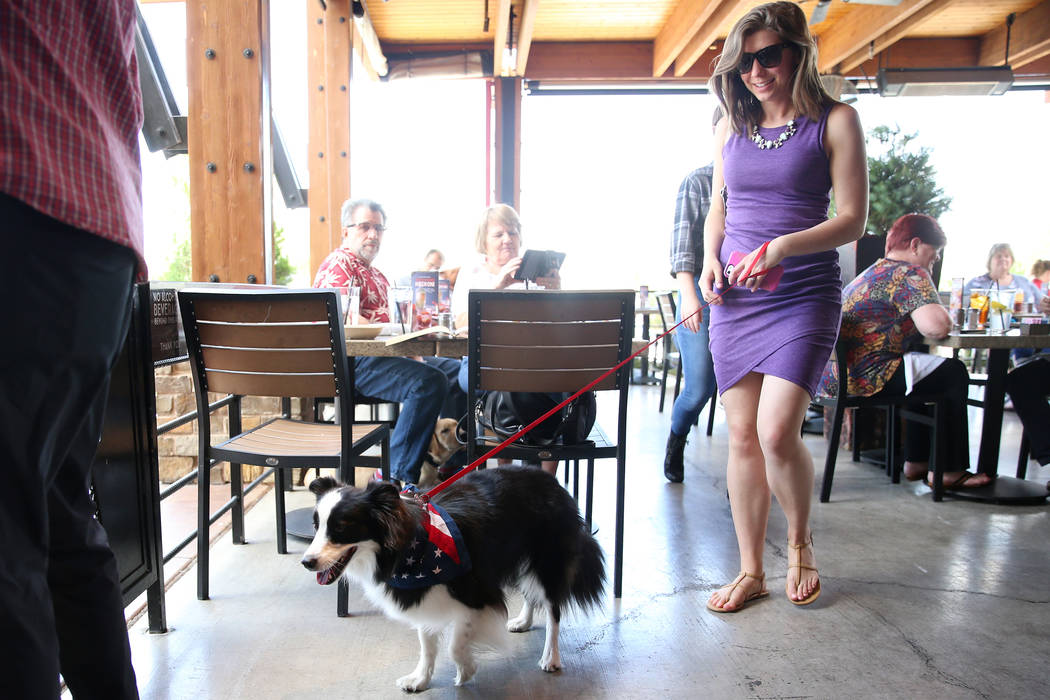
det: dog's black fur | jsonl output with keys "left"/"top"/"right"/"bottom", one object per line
{"left": 302, "top": 467, "right": 605, "bottom": 690}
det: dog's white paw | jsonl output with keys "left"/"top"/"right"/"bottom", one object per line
{"left": 539, "top": 647, "right": 562, "bottom": 673}
{"left": 396, "top": 672, "right": 431, "bottom": 693}
{"left": 506, "top": 614, "right": 532, "bottom": 633}
{"left": 453, "top": 660, "right": 478, "bottom": 686}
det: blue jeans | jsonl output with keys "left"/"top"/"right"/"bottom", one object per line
{"left": 423, "top": 356, "right": 466, "bottom": 420}
{"left": 670, "top": 284, "right": 717, "bottom": 437}
{"left": 354, "top": 356, "right": 448, "bottom": 483}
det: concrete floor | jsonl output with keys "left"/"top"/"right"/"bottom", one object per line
{"left": 123, "top": 382, "right": 1050, "bottom": 699}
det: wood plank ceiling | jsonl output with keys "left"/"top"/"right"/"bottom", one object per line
{"left": 357, "top": 0, "right": 1050, "bottom": 84}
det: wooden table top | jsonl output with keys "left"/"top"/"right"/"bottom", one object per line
{"left": 346, "top": 335, "right": 651, "bottom": 358}
{"left": 345, "top": 336, "right": 466, "bottom": 358}
{"left": 927, "top": 330, "right": 1050, "bottom": 350}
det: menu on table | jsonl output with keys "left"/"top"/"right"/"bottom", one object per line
{"left": 410, "top": 271, "right": 451, "bottom": 331}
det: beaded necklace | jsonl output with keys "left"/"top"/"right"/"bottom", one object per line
{"left": 750, "top": 119, "right": 797, "bottom": 150}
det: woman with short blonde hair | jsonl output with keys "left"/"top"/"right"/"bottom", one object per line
{"left": 473, "top": 204, "right": 521, "bottom": 255}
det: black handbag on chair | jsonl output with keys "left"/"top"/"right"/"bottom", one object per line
{"left": 476, "top": 391, "right": 596, "bottom": 447}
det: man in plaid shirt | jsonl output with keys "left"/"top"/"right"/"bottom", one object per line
{"left": 1, "top": 2, "right": 143, "bottom": 697}
{"left": 664, "top": 108, "right": 723, "bottom": 483}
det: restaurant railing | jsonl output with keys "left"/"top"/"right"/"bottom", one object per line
{"left": 120, "top": 283, "right": 292, "bottom": 633}
{"left": 153, "top": 354, "right": 283, "bottom": 567}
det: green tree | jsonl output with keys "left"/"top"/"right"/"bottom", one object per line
{"left": 272, "top": 224, "right": 295, "bottom": 286}
{"left": 160, "top": 224, "right": 296, "bottom": 284}
{"left": 162, "top": 238, "right": 192, "bottom": 281}
{"left": 865, "top": 125, "right": 952, "bottom": 237}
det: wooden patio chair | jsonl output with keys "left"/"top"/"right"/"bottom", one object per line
{"left": 179, "top": 288, "right": 390, "bottom": 615}
{"left": 813, "top": 339, "right": 949, "bottom": 502}
{"left": 464, "top": 289, "right": 634, "bottom": 597}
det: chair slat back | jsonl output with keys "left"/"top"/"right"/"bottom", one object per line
{"left": 179, "top": 289, "right": 345, "bottom": 399}
{"left": 655, "top": 292, "right": 676, "bottom": 333}
{"left": 469, "top": 290, "right": 634, "bottom": 393}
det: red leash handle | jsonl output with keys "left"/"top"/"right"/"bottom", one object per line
{"left": 424, "top": 243, "right": 776, "bottom": 500}
{"left": 737, "top": 240, "right": 771, "bottom": 290}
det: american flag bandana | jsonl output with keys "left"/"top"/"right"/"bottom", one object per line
{"left": 388, "top": 500, "right": 471, "bottom": 589}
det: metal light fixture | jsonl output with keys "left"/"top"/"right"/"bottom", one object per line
{"left": 876, "top": 66, "right": 1014, "bottom": 97}
{"left": 877, "top": 13, "right": 1015, "bottom": 97}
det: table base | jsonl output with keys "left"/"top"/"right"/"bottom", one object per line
{"left": 286, "top": 507, "right": 316, "bottom": 540}
{"left": 631, "top": 369, "right": 660, "bottom": 386}
{"left": 938, "top": 476, "right": 1049, "bottom": 505}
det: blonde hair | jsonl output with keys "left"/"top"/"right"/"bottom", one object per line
{"left": 986, "top": 243, "right": 1014, "bottom": 273}
{"left": 474, "top": 204, "right": 521, "bottom": 255}
{"left": 709, "top": 1, "right": 833, "bottom": 137}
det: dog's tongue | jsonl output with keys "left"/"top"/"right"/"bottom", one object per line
{"left": 315, "top": 547, "right": 354, "bottom": 585}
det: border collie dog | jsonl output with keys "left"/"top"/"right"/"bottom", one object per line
{"left": 302, "top": 467, "right": 605, "bottom": 691}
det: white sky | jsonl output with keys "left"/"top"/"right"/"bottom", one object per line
{"left": 139, "top": 1, "right": 1050, "bottom": 290}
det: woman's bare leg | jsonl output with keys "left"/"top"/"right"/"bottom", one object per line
{"left": 708, "top": 373, "right": 770, "bottom": 611}
{"left": 756, "top": 376, "right": 819, "bottom": 602}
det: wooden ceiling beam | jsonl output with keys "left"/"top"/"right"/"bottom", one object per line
{"left": 837, "top": 0, "right": 953, "bottom": 74}
{"left": 653, "top": 0, "right": 732, "bottom": 78}
{"left": 978, "top": 0, "right": 1050, "bottom": 69}
{"left": 525, "top": 41, "right": 721, "bottom": 81}
{"left": 815, "top": 0, "right": 940, "bottom": 74}
{"left": 492, "top": 0, "right": 512, "bottom": 76}
{"left": 843, "top": 37, "right": 981, "bottom": 77}
{"left": 515, "top": 0, "right": 539, "bottom": 76}
{"left": 672, "top": 0, "right": 750, "bottom": 77}
{"left": 845, "top": 35, "right": 1050, "bottom": 81}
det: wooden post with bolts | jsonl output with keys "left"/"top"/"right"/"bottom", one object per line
{"left": 307, "top": 0, "right": 353, "bottom": 280}
{"left": 186, "top": 0, "right": 272, "bottom": 285}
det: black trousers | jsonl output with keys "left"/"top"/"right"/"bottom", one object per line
{"left": 1005, "top": 358, "right": 1050, "bottom": 466}
{"left": 872, "top": 357, "right": 971, "bottom": 467}
{"left": 0, "top": 194, "right": 139, "bottom": 699}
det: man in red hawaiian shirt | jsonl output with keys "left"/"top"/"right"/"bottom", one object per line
{"left": 314, "top": 199, "right": 452, "bottom": 485}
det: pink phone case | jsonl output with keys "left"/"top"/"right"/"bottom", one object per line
{"left": 726, "top": 251, "right": 784, "bottom": 291}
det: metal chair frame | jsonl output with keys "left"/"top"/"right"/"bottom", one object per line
{"left": 814, "top": 340, "right": 950, "bottom": 502}
{"left": 179, "top": 288, "right": 390, "bottom": 615}
{"left": 464, "top": 289, "right": 634, "bottom": 597}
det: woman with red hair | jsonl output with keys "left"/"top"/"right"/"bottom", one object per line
{"left": 817, "top": 214, "right": 990, "bottom": 488}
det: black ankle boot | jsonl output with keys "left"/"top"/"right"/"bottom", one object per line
{"left": 664, "top": 431, "right": 687, "bottom": 483}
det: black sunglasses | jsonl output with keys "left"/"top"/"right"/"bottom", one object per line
{"left": 737, "top": 42, "right": 793, "bottom": 74}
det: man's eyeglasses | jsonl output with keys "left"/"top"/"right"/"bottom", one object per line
{"left": 348, "top": 221, "right": 386, "bottom": 234}
{"left": 737, "top": 42, "right": 793, "bottom": 74}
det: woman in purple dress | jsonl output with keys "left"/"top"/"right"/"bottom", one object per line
{"left": 699, "top": 2, "right": 868, "bottom": 612}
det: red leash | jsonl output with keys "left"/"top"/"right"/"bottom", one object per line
{"left": 423, "top": 243, "right": 773, "bottom": 501}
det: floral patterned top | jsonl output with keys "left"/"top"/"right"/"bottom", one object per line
{"left": 312, "top": 248, "right": 391, "bottom": 323}
{"left": 817, "top": 258, "right": 941, "bottom": 397}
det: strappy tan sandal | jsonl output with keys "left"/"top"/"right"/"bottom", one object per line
{"left": 706, "top": 571, "right": 769, "bottom": 613}
{"left": 787, "top": 537, "right": 821, "bottom": 606}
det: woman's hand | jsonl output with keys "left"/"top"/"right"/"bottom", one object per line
{"left": 679, "top": 287, "right": 703, "bottom": 333}
{"left": 495, "top": 257, "right": 523, "bottom": 288}
{"left": 534, "top": 268, "right": 561, "bottom": 290}
{"left": 727, "top": 240, "right": 785, "bottom": 292}
{"left": 699, "top": 257, "right": 725, "bottom": 306}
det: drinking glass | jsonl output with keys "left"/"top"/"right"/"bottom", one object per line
{"left": 391, "top": 286, "right": 412, "bottom": 331}
{"left": 986, "top": 289, "right": 1014, "bottom": 333}
{"left": 343, "top": 287, "right": 361, "bottom": 325}
{"left": 970, "top": 289, "right": 990, "bottom": 326}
